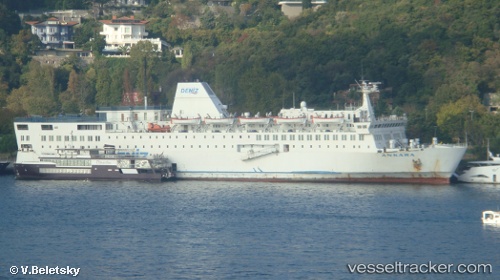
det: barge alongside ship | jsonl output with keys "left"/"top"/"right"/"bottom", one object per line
{"left": 13, "top": 80, "right": 466, "bottom": 183}
{"left": 15, "top": 146, "right": 175, "bottom": 181}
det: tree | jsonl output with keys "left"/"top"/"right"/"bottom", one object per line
{"left": 200, "top": 9, "right": 215, "bottom": 30}
{"left": 85, "top": 33, "right": 106, "bottom": 56}
{"left": 59, "top": 69, "right": 81, "bottom": 113}
{"left": 95, "top": 68, "right": 112, "bottom": 106}
{"left": 436, "top": 95, "right": 485, "bottom": 143}
{"left": 0, "top": 3, "right": 21, "bottom": 35}
{"left": 10, "top": 29, "right": 40, "bottom": 66}
{"left": 129, "top": 40, "right": 160, "bottom": 99}
{"left": 17, "top": 61, "right": 58, "bottom": 116}
{"left": 302, "top": 0, "right": 312, "bottom": 10}
{"left": 6, "top": 86, "right": 28, "bottom": 116}
{"left": 73, "top": 18, "right": 102, "bottom": 48}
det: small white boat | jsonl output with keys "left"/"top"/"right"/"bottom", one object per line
{"left": 482, "top": 210, "right": 500, "bottom": 224}
{"left": 456, "top": 150, "right": 500, "bottom": 183}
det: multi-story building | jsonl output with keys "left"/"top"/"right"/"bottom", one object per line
{"left": 26, "top": 17, "right": 79, "bottom": 49}
{"left": 99, "top": 15, "right": 167, "bottom": 55}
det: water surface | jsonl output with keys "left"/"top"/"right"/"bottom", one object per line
{"left": 1, "top": 175, "right": 499, "bottom": 279}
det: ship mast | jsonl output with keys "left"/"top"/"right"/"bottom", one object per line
{"left": 358, "top": 80, "right": 380, "bottom": 122}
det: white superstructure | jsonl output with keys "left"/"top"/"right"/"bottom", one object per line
{"left": 13, "top": 81, "right": 467, "bottom": 183}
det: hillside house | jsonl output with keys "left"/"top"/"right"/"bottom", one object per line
{"left": 99, "top": 15, "right": 168, "bottom": 55}
{"left": 26, "top": 17, "right": 79, "bottom": 49}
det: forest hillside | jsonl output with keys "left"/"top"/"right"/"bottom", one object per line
{"left": 1, "top": 0, "right": 500, "bottom": 157}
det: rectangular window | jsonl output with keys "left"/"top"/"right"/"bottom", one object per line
{"left": 17, "top": 124, "right": 28, "bottom": 130}
{"left": 77, "top": 125, "right": 102, "bottom": 130}
{"left": 56, "top": 136, "right": 62, "bottom": 141}
{"left": 41, "top": 125, "right": 53, "bottom": 130}
{"left": 65, "top": 136, "right": 70, "bottom": 141}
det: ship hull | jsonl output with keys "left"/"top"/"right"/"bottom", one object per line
{"left": 173, "top": 175, "right": 451, "bottom": 184}
{"left": 160, "top": 143, "right": 465, "bottom": 184}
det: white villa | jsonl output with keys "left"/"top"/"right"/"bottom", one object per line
{"left": 99, "top": 15, "right": 168, "bottom": 55}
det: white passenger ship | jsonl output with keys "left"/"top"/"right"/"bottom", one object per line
{"left": 13, "top": 81, "right": 466, "bottom": 183}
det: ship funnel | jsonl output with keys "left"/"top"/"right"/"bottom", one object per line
{"left": 171, "top": 82, "right": 229, "bottom": 119}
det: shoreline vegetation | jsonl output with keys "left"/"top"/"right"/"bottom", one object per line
{"left": 1, "top": 1, "right": 500, "bottom": 160}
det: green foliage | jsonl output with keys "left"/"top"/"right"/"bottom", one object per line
{"left": 95, "top": 67, "right": 112, "bottom": 106}
{"left": 17, "top": 61, "right": 58, "bottom": 116}
{"left": 200, "top": 9, "right": 215, "bottom": 30}
{"left": 0, "top": 133, "right": 16, "bottom": 154}
{"left": 0, "top": 3, "right": 21, "bottom": 35}
{"left": 302, "top": 0, "right": 312, "bottom": 10}
{"left": 73, "top": 19, "right": 102, "bottom": 48}
{"left": 9, "top": 30, "right": 40, "bottom": 66}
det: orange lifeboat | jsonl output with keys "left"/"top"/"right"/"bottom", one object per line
{"left": 147, "top": 123, "right": 171, "bottom": 132}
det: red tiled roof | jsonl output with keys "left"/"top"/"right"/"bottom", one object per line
{"left": 25, "top": 19, "right": 79, "bottom": 26}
